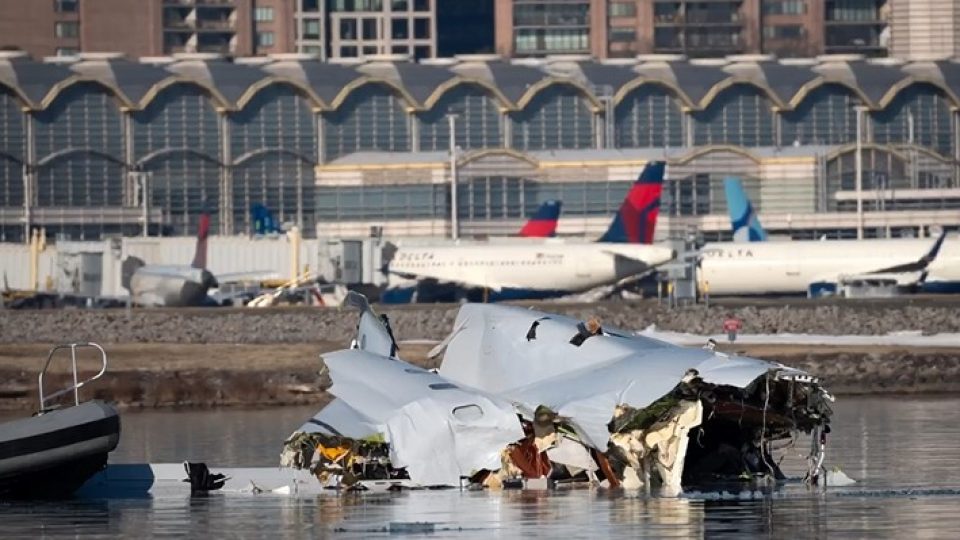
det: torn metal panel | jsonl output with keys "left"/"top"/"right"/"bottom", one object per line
{"left": 320, "top": 349, "right": 524, "bottom": 487}
{"left": 295, "top": 398, "right": 381, "bottom": 441}
{"left": 343, "top": 291, "right": 398, "bottom": 357}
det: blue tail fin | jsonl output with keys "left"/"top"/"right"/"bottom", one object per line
{"left": 251, "top": 204, "right": 283, "bottom": 235}
{"left": 724, "top": 177, "right": 767, "bottom": 242}
{"left": 519, "top": 200, "right": 562, "bottom": 237}
{"left": 598, "top": 161, "right": 665, "bottom": 244}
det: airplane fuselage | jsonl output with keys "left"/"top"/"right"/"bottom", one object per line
{"left": 387, "top": 242, "right": 675, "bottom": 295}
{"left": 129, "top": 265, "right": 217, "bottom": 307}
{"left": 699, "top": 237, "right": 960, "bottom": 295}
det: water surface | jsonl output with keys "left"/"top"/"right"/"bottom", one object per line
{"left": 2, "top": 397, "right": 960, "bottom": 538}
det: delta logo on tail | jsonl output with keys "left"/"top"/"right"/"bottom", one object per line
{"left": 723, "top": 177, "right": 767, "bottom": 242}
{"left": 518, "top": 200, "right": 562, "bottom": 238}
{"left": 598, "top": 160, "right": 666, "bottom": 245}
{"left": 251, "top": 204, "right": 284, "bottom": 236}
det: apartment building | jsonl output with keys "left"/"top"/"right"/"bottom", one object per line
{"left": 496, "top": 0, "right": 905, "bottom": 59}
{"left": 0, "top": 0, "right": 438, "bottom": 60}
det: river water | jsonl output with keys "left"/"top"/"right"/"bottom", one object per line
{"left": 3, "top": 396, "right": 960, "bottom": 538}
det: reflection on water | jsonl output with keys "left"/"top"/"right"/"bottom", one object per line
{"left": 2, "top": 397, "right": 960, "bottom": 538}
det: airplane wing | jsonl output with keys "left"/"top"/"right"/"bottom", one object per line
{"left": 385, "top": 266, "right": 505, "bottom": 292}
{"left": 215, "top": 270, "right": 280, "bottom": 283}
{"left": 810, "top": 231, "right": 947, "bottom": 291}
{"left": 867, "top": 230, "right": 947, "bottom": 275}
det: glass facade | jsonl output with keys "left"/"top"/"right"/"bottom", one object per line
{"left": 614, "top": 84, "right": 685, "bottom": 148}
{"left": 1, "top": 57, "right": 958, "bottom": 241}
{"left": 513, "top": 0, "right": 590, "bottom": 55}
{"left": 510, "top": 84, "right": 594, "bottom": 151}
{"left": 781, "top": 84, "right": 860, "bottom": 146}
{"left": 692, "top": 85, "right": 776, "bottom": 147}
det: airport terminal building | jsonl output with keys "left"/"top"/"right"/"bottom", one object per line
{"left": 1, "top": 50, "right": 959, "bottom": 244}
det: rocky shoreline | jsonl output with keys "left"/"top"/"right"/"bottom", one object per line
{"left": 1, "top": 300, "right": 958, "bottom": 411}
{"left": 2, "top": 299, "right": 960, "bottom": 344}
{"left": 1, "top": 341, "right": 958, "bottom": 411}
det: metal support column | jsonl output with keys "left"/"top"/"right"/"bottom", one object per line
{"left": 219, "top": 113, "right": 232, "bottom": 235}
{"left": 447, "top": 113, "right": 459, "bottom": 241}
{"left": 23, "top": 110, "right": 34, "bottom": 241}
{"left": 854, "top": 106, "right": 867, "bottom": 240}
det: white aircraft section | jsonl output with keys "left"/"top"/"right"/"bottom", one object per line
{"left": 318, "top": 349, "right": 524, "bottom": 487}
{"left": 437, "top": 304, "right": 802, "bottom": 448}
{"left": 699, "top": 236, "right": 960, "bottom": 295}
{"left": 388, "top": 242, "right": 675, "bottom": 292}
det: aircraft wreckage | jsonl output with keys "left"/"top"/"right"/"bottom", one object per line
{"left": 281, "top": 294, "right": 834, "bottom": 493}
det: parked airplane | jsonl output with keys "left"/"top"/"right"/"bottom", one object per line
{"left": 382, "top": 161, "right": 672, "bottom": 302}
{"left": 121, "top": 214, "right": 218, "bottom": 307}
{"left": 518, "top": 200, "right": 562, "bottom": 238}
{"left": 701, "top": 179, "right": 960, "bottom": 296}
{"left": 724, "top": 177, "right": 766, "bottom": 242}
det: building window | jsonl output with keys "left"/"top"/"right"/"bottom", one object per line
{"left": 392, "top": 45, "right": 409, "bottom": 54}
{"left": 393, "top": 0, "right": 409, "bottom": 10}
{"left": 414, "top": 17, "right": 429, "bottom": 38}
{"left": 414, "top": 45, "right": 430, "bottom": 59}
{"left": 257, "top": 31, "right": 275, "bottom": 47}
{"left": 56, "top": 47, "right": 78, "bottom": 56}
{"left": 610, "top": 27, "right": 636, "bottom": 42}
{"left": 391, "top": 18, "right": 408, "bottom": 39}
{"left": 762, "top": 1, "right": 807, "bottom": 15}
{"left": 340, "top": 19, "right": 357, "bottom": 39}
{"left": 362, "top": 18, "right": 378, "bottom": 39}
{"left": 331, "top": 0, "right": 383, "bottom": 11}
{"left": 609, "top": 2, "right": 636, "bottom": 17}
{"left": 254, "top": 7, "right": 274, "bottom": 22}
{"left": 414, "top": 0, "right": 429, "bottom": 12}
{"left": 54, "top": 21, "right": 79, "bottom": 38}
{"left": 340, "top": 45, "right": 358, "bottom": 57}
{"left": 303, "top": 20, "right": 321, "bottom": 39}
{"left": 302, "top": 45, "right": 322, "bottom": 54}
{"left": 302, "top": 0, "right": 321, "bottom": 12}
{"left": 55, "top": 0, "right": 78, "bottom": 13}
{"left": 763, "top": 24, "right": 804, "bottom": 39}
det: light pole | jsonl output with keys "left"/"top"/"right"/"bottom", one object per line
{"left": 132, "top": 171, "right": 151, "bottom": 238}
{"left": 854, "top": 105, "right": 868, "bottom": 240}
{"left": 447, "top": 113, "right": 459, "bottom": 241}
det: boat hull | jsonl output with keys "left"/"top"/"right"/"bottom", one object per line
{"left": 0, "top": 401, "right": 120, "bottom": 499}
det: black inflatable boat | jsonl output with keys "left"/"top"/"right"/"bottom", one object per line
{"left": 0, "top": 343, "right": 120, "bottom": 499}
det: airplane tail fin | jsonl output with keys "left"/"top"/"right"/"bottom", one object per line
{"left": 121, "top": 256, "right": 145, "bottom": 291}
{"left": 518, "top": 200, "right": 562, "bottom": 237}
{"left": 724, "top": 177, "right": 767, "bottom": 242}
{"left": 191, "top": 212, "right": 211, "bottom": 270}
{"left": 251, "top": 203, "right": 283, "bottom": 235}
{"left": 598, "top": 160, "right": 665, "bottom": 244}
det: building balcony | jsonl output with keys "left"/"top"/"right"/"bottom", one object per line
{"left": 195, "top": 18, "right": 234, "bottom": 30}
{"left": 824, "top": 18, "right": 885, "bottom": 26}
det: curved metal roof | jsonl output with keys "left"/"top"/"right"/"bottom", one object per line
{"left": 3, "top": 54, "right": 960, "bottom": 112}
{"left": 68, "top": 55, "right": 172, "bottom": 105}
{"left": 165, "top": 56, "right": 267, "bottom": 105}
{"left": 0, "top": 53, "right": 75, "bottom": 106}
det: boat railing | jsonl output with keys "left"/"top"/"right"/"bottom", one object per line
{"left": 38, "top": 342, "right": 108, "bottom": 412}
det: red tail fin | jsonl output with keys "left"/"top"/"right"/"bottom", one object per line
{"left": 191, "top": 213, "right": 210, "bottom": 269}
{"left": 518, "top": 200, "right": 562, "bottom": 238}
{"left": 598, "top": 161, "right": 665, "bottom": 244}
